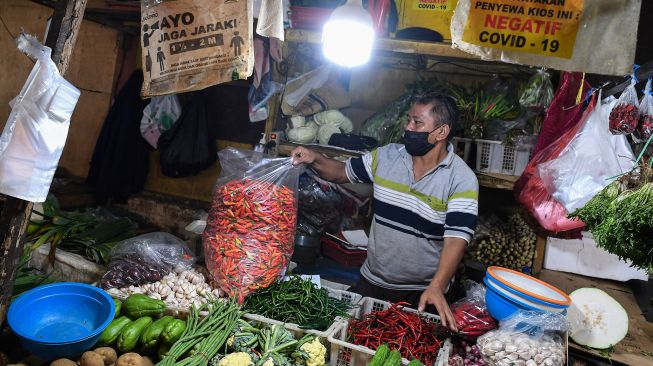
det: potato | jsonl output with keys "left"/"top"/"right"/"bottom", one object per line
{"left": 50, "top": 359, "right": 77, "bottom": 366}
{"left": 80, "top": 352, "right": 104, "bottom": 366}
{"left": 115, "top": 353, "right": 144, "bottom": 366}
{"left": 93, "top": 348, "right": 117, "bottom": 366}
{"left": 141, "top": 357, "right": 154, "bottom": 366}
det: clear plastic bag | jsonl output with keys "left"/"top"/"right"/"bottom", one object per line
{"left": 635, "top": 78, "right": 653, "bottom": 141}
{"left": 477, "top": 311, "right": 569, "bottom": 366}
{"left": 538, "top": 91, "right": 636, "bottom": 212}
{"left": 140, "top": 95, "right": 181, "bottom": 148}
{"left": 519, "top": 69, "right": 554, "bottom": 112}
{"left": 609, "top": 67, "right": 640, "bottom": 135}
{"left": 450, "top": 281, "right": 497, "bottom": 339}
{"left": 202, "top": 148, "right": 303, "bottom": 302}
{"left": 100, "top": 232, "right": 194, "bottom": 289}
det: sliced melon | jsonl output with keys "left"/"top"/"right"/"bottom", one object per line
{"left": 568, "top": 288, "right": 628, "bottom": 349}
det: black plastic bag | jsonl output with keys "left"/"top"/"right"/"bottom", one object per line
{"left": 158, "top": 90, "right": 216, "bottom": 177}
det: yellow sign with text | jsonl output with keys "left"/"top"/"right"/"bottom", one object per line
{"left": 411, "top": 0, "right": 455, "bottom": 12}
{"left": 462, "top": 0, "right": 584, "bottom": 59}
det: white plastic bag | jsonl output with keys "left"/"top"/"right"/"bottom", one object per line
{"left": 0, "top": 33, "right": 80, "bottom": 202}
{"left": 140, "top": 95, "right": 181, "bottom": 148}
{"left": 537, "top": 91, "right": 636, "bottom": 212}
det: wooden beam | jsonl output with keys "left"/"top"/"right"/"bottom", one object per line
{"left": 0, "top": 0, "right": 88, "bottom": 325}
{"left": 44, "top": 0, "right": 89, "bottom": 75}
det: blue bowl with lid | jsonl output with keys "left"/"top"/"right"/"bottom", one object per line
{"left": 8, "top": 282, "right": 115, "bottom": 359}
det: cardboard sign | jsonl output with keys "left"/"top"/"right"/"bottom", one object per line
{"left": 451, "top": 0, "right": 641, "bottom": 76}
{"left": 140, "top": 0, "right": 254, "bottom": 97}
{"left": 461, "top": 0, "right": 583, "bottom": 59}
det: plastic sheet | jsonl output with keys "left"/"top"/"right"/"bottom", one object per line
{"left": 202, "top": 148, "right": 303, "bottom": 302}
{"left": 100, "top": 232, "right": 194, "bottom": 289}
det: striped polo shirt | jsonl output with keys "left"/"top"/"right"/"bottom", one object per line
{"left": 345, "top": 143, "right": 478, "bottom": 290}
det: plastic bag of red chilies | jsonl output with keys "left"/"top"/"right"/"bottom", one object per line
{"left": 635, "top": 78, "right": 653, "bottom": 142}
{"left": 514, "top": 72, "right": 593, "bottom": 238}
{"left": 609, "top": 66, "right": 640, "bottom": 135}
{"left": 203, "top": 147, "right": 303, "bottom": 303}
{"left": 450, "top": 281, "right": 497, "bottom": 340}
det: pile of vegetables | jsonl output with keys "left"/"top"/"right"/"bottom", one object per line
{"left": 28, "top": 197, "right": 136, "bottom": 265}
{"left": 158, "top": 299, "right": 241, "bottom": 366}
{"left": 367, "top": 345, "right": 423, "bottom": 366}
{"left": 243, "top": 276, "right": 353, "bottom": 331}
{"left": 97, "top": 294, "right": 185, "bottom": 356}
{"left": 203, "top": 178, "right": 297, "bottom": 303}
{"left": 210, "top": 321, "right": 327, "bottom": 366}
{"left": 472, "top": 214, "right": 536, "bottom": 270}
{"left": 347, "top": 302, "right": 443, "bottom": 365}
{"left": 447, "top": 340, "right": 486, "bottom": 366}
{"left": 107, "top": 266, "right": 222, "bottom": 310}
{"left": 569, "top": 161, "right": 653, "bottom": 273}
{"left": 50, "top": 347, "right": 153, "bottom": 366}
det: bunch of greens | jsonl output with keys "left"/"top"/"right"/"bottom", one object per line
{"left": 243, "top": 276, "right": 353, "bottom": 331}
{"left": 27, "top": 196, "right": 136, "bottom": 264}
{"left": 570, "top": 161, "right": 653, "bottom": 273}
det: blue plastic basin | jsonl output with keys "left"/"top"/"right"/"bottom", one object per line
{"left": 8, "top": 282, "right": 115, "bottom": 359}
{"left": 483, "top": 277, "right": 542, "bottom": 321}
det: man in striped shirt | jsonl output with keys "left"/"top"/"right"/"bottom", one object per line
{"left": 291, "top": 92, "right": 478, "bottom": 330}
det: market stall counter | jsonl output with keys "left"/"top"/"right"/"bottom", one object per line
{"left": 537, "top": 270, "right": 653, "bottom": 366}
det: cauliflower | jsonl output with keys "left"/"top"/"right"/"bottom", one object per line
{"left": 297, "top": 338, "right": 326, "bottom": 366}
{"left": 218, "top": 352, "right": 253, "bottom": 366}
{"left": 261, "top": 358, "right": 274, "bottom": 366}
{"left": 227, "top": 335, "right": 235, "bottom": 348}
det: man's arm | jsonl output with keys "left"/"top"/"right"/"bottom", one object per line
{"left": 418, "top": 237, "right": 466, "bottom": 331}
{"left": 291, "top": 146, "right": 349, "bottom": 183}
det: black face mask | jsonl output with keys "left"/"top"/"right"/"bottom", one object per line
{"left": 403, "top": 126, "right": 441, "bottom": 156}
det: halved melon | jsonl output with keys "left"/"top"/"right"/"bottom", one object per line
{"left": 568, "top": 288, "right": 628, "bottom": 349}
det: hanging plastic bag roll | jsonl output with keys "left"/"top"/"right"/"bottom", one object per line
{"left": 202, "top": 148, "right": 304, "bottom": 302}
{"left": 0, "top": 33, "right": 81, "bottom": 202}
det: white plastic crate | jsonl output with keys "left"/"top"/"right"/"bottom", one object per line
{"left": 327, "top": 297, "right": 448, "bottom": 366}
{"left": 475, "top": 139, "right": 533, "bottom": 176}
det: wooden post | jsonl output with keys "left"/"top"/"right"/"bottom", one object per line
{"left": 0, "top": 0, "right": 88, "bottom": 324}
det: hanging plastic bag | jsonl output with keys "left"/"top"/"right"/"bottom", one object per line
{"left": 449, "top": 281, "right": 497, "bottom": 340}
{"left": 158, "top": 90, "right": 216, "bottom": 177}
{"left": 477, "top": 311, "right": 569, "bottom": 366}
{"left": 100, "top": 232, "right": 195, "bottom": 289}
{"left": 609, "top": 66, "right": 640, "bottom": 135}
{"left": 519, "top": 69, "right": 554, "bottom": 112}
{"left": 635, "top": 78, "right": 653, "bottom": 141}
{"left": 0, "top": 33, "right": 81, "bottom": 202}
{"left": 202, "top": 147, "right": 303, "bottom": 302}
{"left": 537, "top": 91, "right": 636, "bottom": 213}
{"left": 515, "top": 72, "right": 592, "bottom": 237}
{"left": 140, "top": 95, "right": 181, "bottom": 148}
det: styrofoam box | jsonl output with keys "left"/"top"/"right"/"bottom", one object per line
{"left": 544, "top": 231, "right": 649, "bottom": 281}
{"left": 327, "top": 297, "right": 449, "bottom": 366}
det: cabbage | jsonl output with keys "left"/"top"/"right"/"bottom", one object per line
{"left": 313, "top": 110, "right": 353, "bottom": 133}
{"left": 288, "top": 126, "right": 317, "bottom": 143}
{"left": 317, "top": 124, "right": 340, "bottom": 145}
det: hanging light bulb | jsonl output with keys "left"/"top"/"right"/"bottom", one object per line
{"left": 322, "top": 0, "right": 374, "bottom": 67}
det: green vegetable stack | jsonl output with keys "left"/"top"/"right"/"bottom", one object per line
{"left": 368, "top": 344, "right": 423, "bottom": 366}
{"left": 570, "top": 162, "right": 653, "bottom": 273}
{"left": 243, "top": 276, "right": 353, "bottom": 331}
{"left": 96, "top": 294, "right": 187, "bottom": 357}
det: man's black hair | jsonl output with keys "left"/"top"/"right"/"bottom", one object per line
{"left": 412, "top": 92, "right": 460, "bottom": 129}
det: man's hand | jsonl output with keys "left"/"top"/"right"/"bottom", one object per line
{"left": 290, "top": 146, "right": 317, "bottom": 166}
{"left": 419, "top": 284, "right": 457, "bottom": 331}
